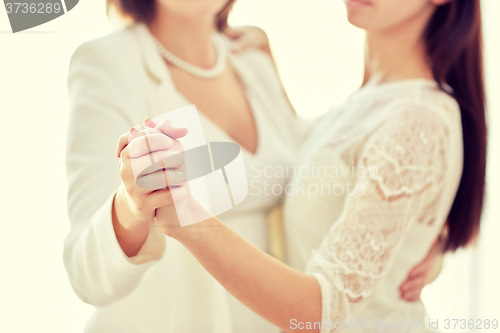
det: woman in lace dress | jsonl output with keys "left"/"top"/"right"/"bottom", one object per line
{"left": 116, "top": 0, "right": 487, "bottom": 332}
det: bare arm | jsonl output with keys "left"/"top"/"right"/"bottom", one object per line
{"left": 163, "top": 214, "right": 321, "bottom": 332}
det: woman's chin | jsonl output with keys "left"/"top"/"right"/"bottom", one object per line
{"left": 346, "top": 14, "right": 370, "bottom": 30}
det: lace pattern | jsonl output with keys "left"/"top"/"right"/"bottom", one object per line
{"left": 304, "top": 106, "right": 455, "bottom": 330}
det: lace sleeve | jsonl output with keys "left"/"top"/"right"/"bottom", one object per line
{"left": 305, "top": 106, "right": 452, "bottom": 330}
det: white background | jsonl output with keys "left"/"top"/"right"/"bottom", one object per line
{"left": 0, "top": 0, "right": 498, "bottom": 332}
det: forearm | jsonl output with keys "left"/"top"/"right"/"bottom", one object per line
{"left": 112, "top": 187, "right": 151, "bottom": 257}
{"left": 170, "top": 218, "right": 322, "bottom": 332}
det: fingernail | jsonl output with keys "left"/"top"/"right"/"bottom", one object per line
{"left": 166, "top": 138, "right": 174, "bottom": 149}
{"left": 170, "top": 186, "right": 187, "bottom": 202}
{"left": 130, "top": 127, "right": 139, "bottom": 133}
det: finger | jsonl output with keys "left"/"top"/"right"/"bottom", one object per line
{"left": 131, "top": 124, "right": 163, "bottom": 138}
{"left": 117, "top": 128, "right": 143, "bottom": 157}
{"left": 136, "top": 170, "right": 187, "bottom": 190}
{"left": 231, "top": 37, "right": 248, "bottom": 54}
{"left": 407, "top": 261, "right": 430, "bottom": 278}
{"left": 117, "top": 126, "right": 165, "bottom": 157}
{"left": 400, "top": 276, "right": 425, "bottom": 294}
{"left": 122, "top": 149, "right": 174, "bottom": 180}
{"left": 117, "top": 132, "right": 131, "bottom": 157}
{"left": 131, "top": 150, "right": 177, "bottom": 180}
{"left": 408, "top": 262, "right": 430, "bottom": 279}
{"left": 230, "top": 33, "right": 254, "bottom": 53}
{"left": 171, "top": 138, "right": 185, "bottom": 154}
{"left": 143, "top": 118, "right": 157, "bottom": 128}
{"left": 138, "top": 151, "right": 185, "bottom": 175}
{"left": 147, "top": 187, "right": 187, "bottom": 209}
{"left": 127, "top": 133, "right": 174, "bottom": 158}
{"left": 223, "top": 26, "right": 244, "bottom": 39}
{"left": 401, "top": 290, "right": 422, "bottom": 302}
{"left": 155, "top": 119, "right": 188, "bottom": 139}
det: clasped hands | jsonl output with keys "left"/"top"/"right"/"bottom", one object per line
{"left": 114, "top": 118, "right": 210, "bottom": 238}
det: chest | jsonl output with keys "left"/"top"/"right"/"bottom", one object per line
{"left": 168, "top": 64, "right": 258, "bottom": 154}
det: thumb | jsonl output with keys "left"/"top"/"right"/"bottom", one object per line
{"left": 230, "top": 32, "right": 254, "bottom": 53}
{"left": 155, "top": 119, "right": 189, "bottom": 139}
{"left": 223, "top": 26, "right": 244, "bottom": 39}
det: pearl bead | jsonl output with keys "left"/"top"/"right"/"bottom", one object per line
{"left": 149, "top": 32, "right": 227, "bottom": 79}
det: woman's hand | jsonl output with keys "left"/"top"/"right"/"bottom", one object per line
{"left": 224, "top": 26, "right": 271, "bottom": 55}
{"left": 113, "top": 119, "right": 188, "bottom": 257}
{"left": 399, "top": 234, "right": 446, "bottom": 301}
{"left": 155, "top": 180, "right": 217, "bottom": 238}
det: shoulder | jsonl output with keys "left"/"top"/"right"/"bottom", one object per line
{"left": 359, "top": 87, "right": 463, "bottom": 199}
{"left": 360, "top": 84, "right": 463, "bottom": 172}
{"left": 363, "top": 82, "right": 462, "bottom": 149}
{"left": 67, "top": 24, "right": 153, "bottom": 109}
{"left": 69, "top": 24, "right": 144, "bottom": 78}
{"left": 363, "top": 82, "right": 463, "bottom": 147}
{"left": 75, "top": 25, "right": 139, "bottom": 53}
{"left": 67, "top": 25, "right": 152, "bottom": 121}
{"left": 390, "top": 82, "right": 461, "bottom": 126}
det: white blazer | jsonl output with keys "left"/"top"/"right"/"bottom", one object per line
{"left": 64, "top": 23, "right": 304, "bottom": 333}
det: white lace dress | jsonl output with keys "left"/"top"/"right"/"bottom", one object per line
{"left": 283, "top": 79, "right": 463, "bottom": 332}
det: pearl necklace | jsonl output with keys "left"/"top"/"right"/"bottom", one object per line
{"left": 150, "top": 32, "right": 227, "bottom": 79}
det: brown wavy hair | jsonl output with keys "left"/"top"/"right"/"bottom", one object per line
{"left": 106, "top": 0, "right": 236, "bottom": 31}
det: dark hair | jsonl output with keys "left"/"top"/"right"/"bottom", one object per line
{"left": 107, "top": 0, "right": 236, "bottom": 31}
{"left": 425, "top": 0, "right": 487, "bottom": 251}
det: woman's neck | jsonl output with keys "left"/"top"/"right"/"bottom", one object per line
{"left": 148, "top": 9, "right": 218, "bottom": 69}
{"left": 363, "top": 18, "right": 434, "bottom": 86}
